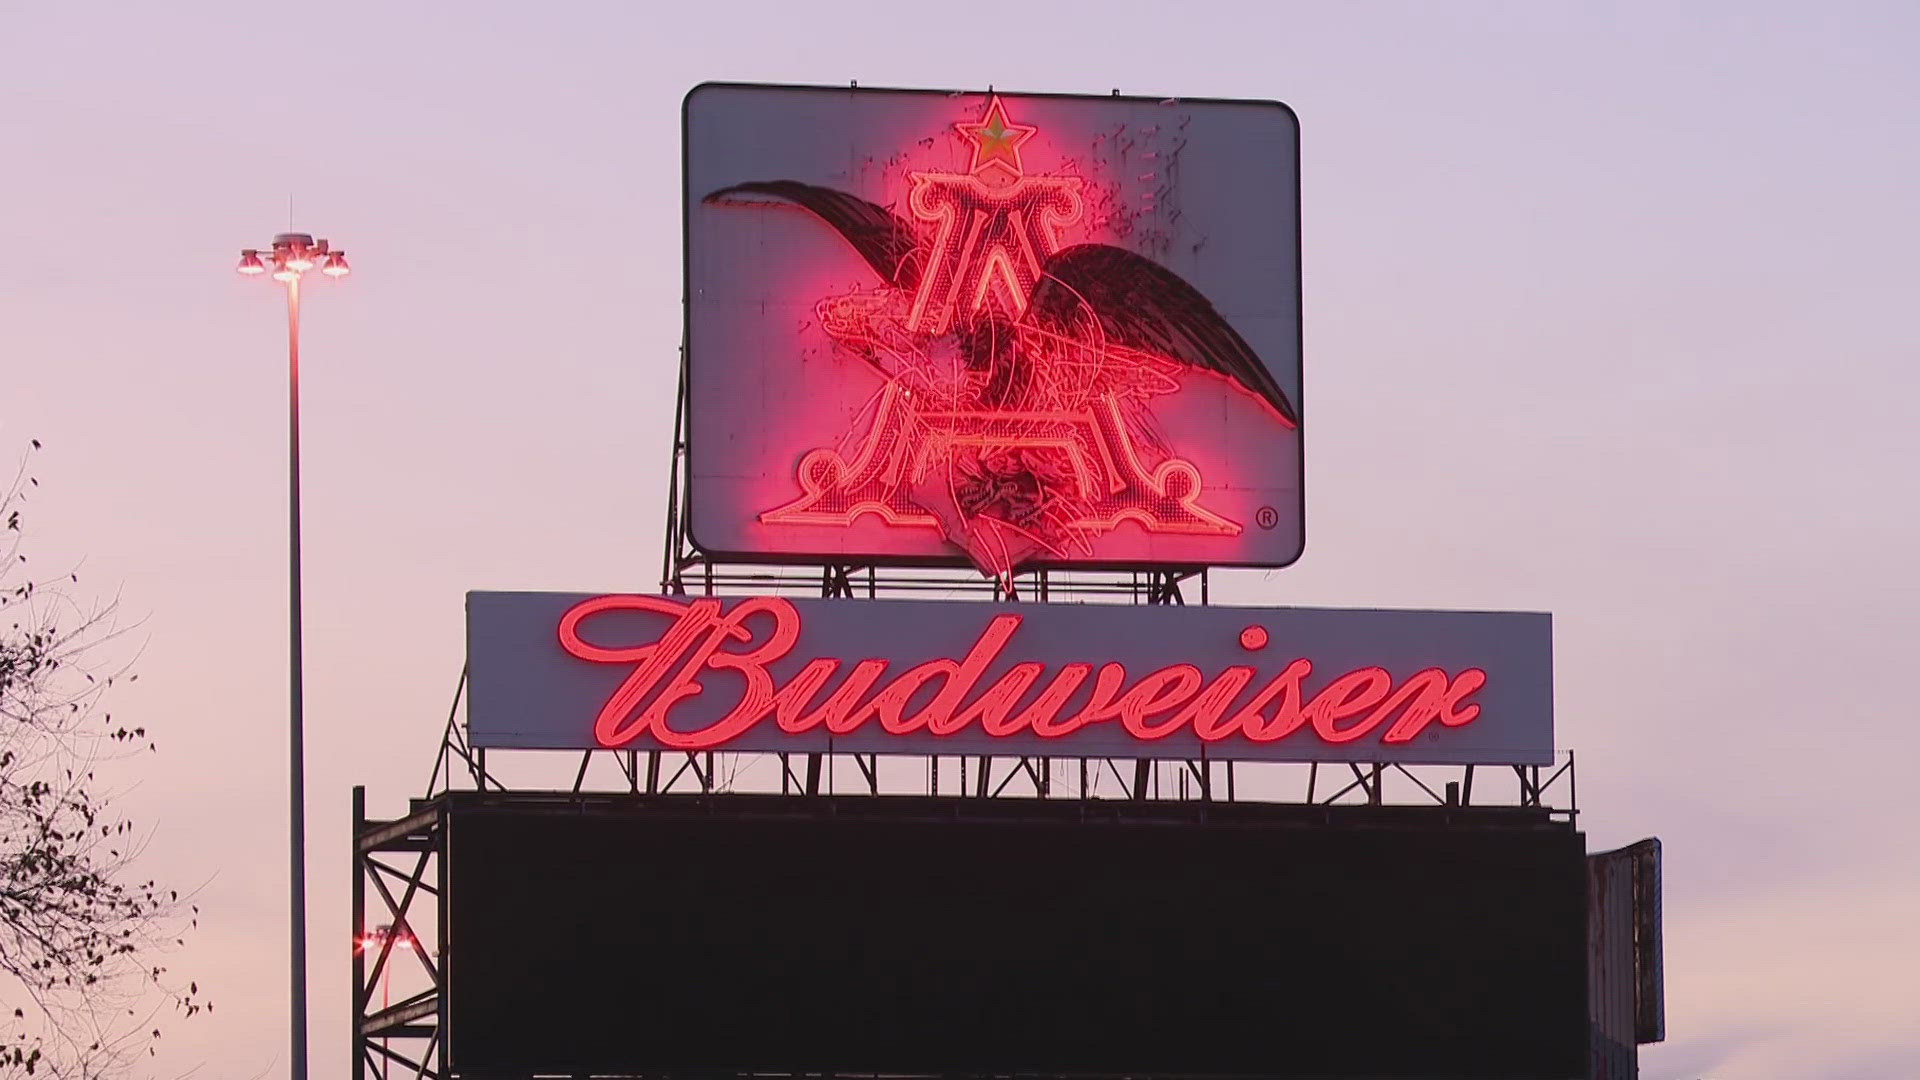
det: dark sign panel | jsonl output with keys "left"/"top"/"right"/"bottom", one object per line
{"left": 466, "top": 592, "right": 1555, "bottom": 764}
{"left": 1588, "top": 838, "right": 1666, "bottom": 1079}
{"left": 444, "top": 796, "right": 1589, "bottom": 1079}
{"left": 685, "top": 84, "right": 1302, "bottom": 575}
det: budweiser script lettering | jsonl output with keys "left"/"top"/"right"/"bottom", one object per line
{"left": 557, "top": 595, "right": 1489, "bottom": 751}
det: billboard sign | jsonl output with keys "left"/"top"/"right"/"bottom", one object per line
{"left": 467, "top": 593, "right": 1553, "bottom": 763}
{"left": 685, "top": 83, "right": 1302, "bottom": 576}
{"left": 447, "top": 799, "right": 1590, "bottom": 1078}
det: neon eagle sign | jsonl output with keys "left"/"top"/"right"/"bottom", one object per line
{"left": 697, "top": 90, "right": 1301, "bottom": 579}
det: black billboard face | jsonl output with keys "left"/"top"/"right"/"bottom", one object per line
{"left": 447, "top": 799, "right": 1586, "bottom": 1079}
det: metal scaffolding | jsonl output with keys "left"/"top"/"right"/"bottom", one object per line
{"left": 349, "top": 359, "right": 1577, "bottom": 1078}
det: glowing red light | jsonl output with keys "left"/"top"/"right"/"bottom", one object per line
{"left": 358, "top": 926, "right": 416, "bottom": 953}
{"left": 557, "top": 595, "right": 1489, "bottom": 754}
{"left": 901, "top": 154, "right": 1082, "bottom": 335}
{"left": 711, "top": 95, "right": 1298, "bottom": 578}
{"left": 1239, "top": 625, "right": 1268, "bottom": 651}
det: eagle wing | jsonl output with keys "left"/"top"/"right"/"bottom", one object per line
{"left": 1022, "top": 244, "right": 1297, "bottom": 427}
{"left": 703, "top": 180, "right": 923, "bottom": 291}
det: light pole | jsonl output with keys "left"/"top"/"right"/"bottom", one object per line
{"left": 237, "top": 233, "right": 348, "bottom": 1080}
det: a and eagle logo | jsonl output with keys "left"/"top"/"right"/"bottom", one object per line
{"left": 704, "top": 95, "right": 1298, "bottom": 581}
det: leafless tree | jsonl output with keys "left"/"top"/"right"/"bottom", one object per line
{"left": 0, "top": 444, "right": 206, "bottom": 1076}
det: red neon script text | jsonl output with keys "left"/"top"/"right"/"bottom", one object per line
{"left": 557, "top": 595, "right": 1487, "bottom": 752}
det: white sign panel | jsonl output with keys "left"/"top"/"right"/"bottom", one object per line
{"left": 468, "top": 593, "right": 1552, "bottom": 764}
{"left": 685, "top": 83, "right": 1302, "bottom": 577}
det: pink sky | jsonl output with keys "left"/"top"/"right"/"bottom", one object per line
{"left": 5, "top": 2, "right": 1918, "bottom": 1077}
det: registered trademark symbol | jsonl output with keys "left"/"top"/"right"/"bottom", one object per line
{"left": 1255, "top": 506, "right": 1279, "bottom": 530}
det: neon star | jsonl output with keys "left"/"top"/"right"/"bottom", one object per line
{"left": 955, "top": 96, "right": 1037, "bottom": 176}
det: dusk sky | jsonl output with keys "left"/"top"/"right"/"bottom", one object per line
{"left": 5, "top": 2, "right": 1918, "bottom": 1077}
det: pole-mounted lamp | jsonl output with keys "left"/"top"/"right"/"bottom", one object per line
{"left": 236, "top": 231, "right": 347, "bottom": 1080}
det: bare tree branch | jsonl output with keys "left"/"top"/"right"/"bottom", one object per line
{"left": 1, "top": 444, "right": 207, "bottom": 1077}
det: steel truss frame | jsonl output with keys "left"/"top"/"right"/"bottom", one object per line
{"left": 351, "top": 787, "right": 443, "bottom": 1080}
{"left": 364, "top": 574, "right": 1578, "bottom": 1080}
{"left": 365, "top": 629, "right": 1576, "bottom": 1080}
{"left": 350, "top": 358, "right": 1576, "bottom": 1076}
